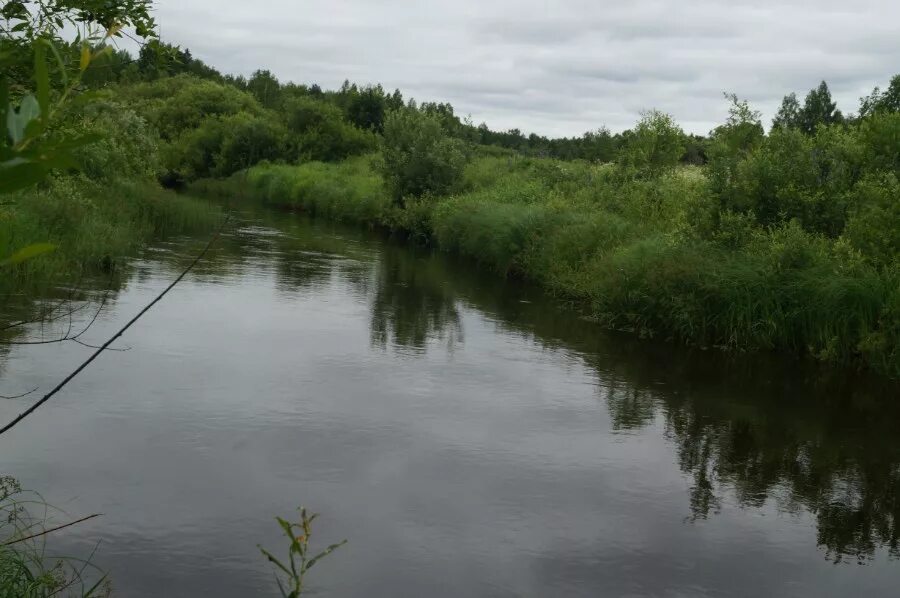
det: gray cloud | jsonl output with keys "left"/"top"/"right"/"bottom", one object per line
{"left": 145, "top": 0, "right": 900, "bottom": 137}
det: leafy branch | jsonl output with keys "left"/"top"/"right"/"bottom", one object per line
{"left": 258, "top": 507, "right": 347, "bottom": 598}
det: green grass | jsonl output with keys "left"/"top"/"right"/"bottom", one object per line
{"left": 191, "top": 154, "right": 900, "bottom": 377}
{"left": 0, "top": 476, "right": 109, "bottom": 598}
{"left": 0, "top": 176, "right": 221, "bottom": 299}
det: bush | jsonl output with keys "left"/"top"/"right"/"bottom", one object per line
{"left": 69, "top": 101, "right": 161, "bottom": 182}
{"left": 617, "top": 110, "right": 686, "bottom": 178}
{"left": 214, "top": 113, "right": 288, "bottom": 176}
{"left": 163, "top": 113, "right": 288, "bottom": 182}
{"left": 858, "top": 111, "right": 900, "bottom": 176}
{"left": 118, "top": 74, "right": 262, "bottom": 140}
{"left": 844, "top": 173, "right": 900, "bottom": 267}
{"left": 282, "top": 97, "right": 376, "bottom": 162}
{"left": 380, "top": 110, "right": 469, "bottom": 203}
{"left": 720, "top": 125, "right": 862, "bottom": 236}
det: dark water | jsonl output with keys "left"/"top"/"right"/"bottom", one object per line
{"left": 1, "top": 206, "right": 899, "bottom": 597}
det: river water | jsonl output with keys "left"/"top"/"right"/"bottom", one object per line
{"left": 1, "top": 205, "right": 899, "bottom": 597}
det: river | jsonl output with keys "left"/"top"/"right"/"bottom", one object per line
{"left": 2, "top": 204, "right": 899, "bottom": 597}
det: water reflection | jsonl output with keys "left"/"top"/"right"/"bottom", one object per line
{"left": 343, "top": 222, "right": 900, "bottom": 565}
{"left": 369, "top": 244, "right": 462, "bottom": 352}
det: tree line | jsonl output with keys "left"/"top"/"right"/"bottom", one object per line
{"left": 74, "top": 39, "right": 900, "bottom": 167}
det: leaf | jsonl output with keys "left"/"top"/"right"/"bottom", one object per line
{"left": 274, "top": 574, "right": 288, "bottom": 598}
{"left": 276, "top": 517, "right": 293, "bottom": 538}
{"left": 84, "top": 574, "right": 109, "bottom": 597}
{"left": 46, "top": 42, "right": 69, "bottom": 87}
{"left": 304, "top": 540, "right": 347, "bottom": 571}
{"left": 259, "top": 546, "right": 292, "bottom": 577}
{"left": 34, "top": 41, "right": 49, "bottom": 127}
{"left": 0, "top": 243, "right": 56, "bottom": 267}
{"left": 0, "top": 77, "right": 8, "bottom": 145}
{"left": 0, "top": 160, "right": 49, "bottom": 193}
{"left": 80, "top": 44, "right": 91, "bottom": 72}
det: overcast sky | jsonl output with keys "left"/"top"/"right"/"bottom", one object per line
{"left": 145, "top": 0, "right": 899, "bottom": 137}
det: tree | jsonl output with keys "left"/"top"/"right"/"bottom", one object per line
{"left": 380, "top": 109, "right": 469, "bottom": 204}
{"left": 346, "top": 85, "right": 387, "bottom": 132}
{"left": 617, "top": 110, "right": 686, "bottom": 178}
{"left": 282, "top": 96, "right": 375, "bottom": 162}
{"left": 247, "top": 69, "right": 281, "bottom": 109}
{"left": 580, "top": 128, "right": 617, "bottom": 162}
{"left": 800, "top": 81, "right": 842, "bottom": 134}
{"left": 707, "top": 94, "right": 764, "bottom": 206}
{"left": 859, "top": 74, "right": 900, "bottom": 117}
{"left": 386, "top": 89, "right": 404, "bottom": 112}
{"left": 772, "top": 92, "right": 802, "bottom": 130}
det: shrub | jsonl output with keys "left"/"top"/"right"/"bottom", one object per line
{"left": 67, "top": 101, "right": 161, "bottom": 182}
{"left": 163, "top": 113, "right": 288, "bottom": 182}
{"left": 118, "top": 75, "right": 262, "bottom": 140}
{"left": 214, "top": 113, "right": 288, "bottom": 177}
{"left": 721, "top": 125, "right": 862, "bottom": 236}
{"left": 617, "top": 110, "right": 686, "bottom": 178}
{"left": 380, "top": 109, "right": 469, "bottom": 204}
{"left": 844, "top": 173, "right": 900, "bottom": 267}
{"left": 282, "top": 97, "right": 376, "bottom": 162}
{"left": 858, "top": 111, "right": 900, "bottom": 176}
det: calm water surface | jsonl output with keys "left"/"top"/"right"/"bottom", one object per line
{"left": 1, "top": 206, "right": 899, "bottom": 597}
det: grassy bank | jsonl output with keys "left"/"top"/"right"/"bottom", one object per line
{"left": 191, "top": 154, "right": 900, "bottom": 377}
{"left": 1, "top": 176, "right": 220, "bottom": 299}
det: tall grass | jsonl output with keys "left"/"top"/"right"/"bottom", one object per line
{"left": 0, "top": 477, "right": 108, "bottom": 597}
{"left": 0, "top": 177, "right": 220, "bottom": 299}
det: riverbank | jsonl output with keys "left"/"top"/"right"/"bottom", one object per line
{"left": 191, "top": 154, "right": 900, "bottom": 377}
{"left": 1, "top": 177, "right": 220, "bottom": 300}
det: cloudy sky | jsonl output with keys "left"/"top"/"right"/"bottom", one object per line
{"left": 144, "top": 0, "right": 899, "bottom": 137}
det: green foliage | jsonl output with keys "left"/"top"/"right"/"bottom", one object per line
{"left": 135, "top": 40, "right": 219, "bottom": 82}
{"left": 118, "top": 75, "right": 262, "bottom": 140}
{"left": 617, "top": 110, "right": 686, "bottom": 178}
{"left": 282, "top": 96, "right": 375, "bottom": 162}
{"left": 68, "top": 100, "right": 160, "bottom": 181}
{"left": 772, "top": 92, "right": 803, "bottom": 130}
{"left": 212, "top": 112, "right": 287, "bottom": 176}
{"left": 844, "top": 173, "right": 900, "bottom": 267}
{"left": 0, "top": 0, "right": 157, "bottom": 40}
{"left": 716, "top": 124, "right": 863, "bottom": 236}
{"left": 380, "top": 109, "right": 468, "bottom": 203}
{"left": 246, "top": 69, "right": 281, "bottom": 109}
{"left": 800, "top": 80, "right": 843, "bottom": 134}
{"left": 193, "top": 156, "right": 390, "bottom": 224}
{"left": 0, "top": 476, "right": 110, "bottom": 597}
{"left": 707, "top": 94, "right": 765, "bottom": 208}
{"left": 858, "top": 110, "right": 900, "bottom": 175}
{"left": 258, "top": 507, "right": 346, "bottom": 598}
{"left": 344, "top": 85, "right": 387, "bottom": 132}
{"left": 860, "top": 75, "right": 900, "bottom": 117}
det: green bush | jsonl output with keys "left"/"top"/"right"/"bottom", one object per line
{"left": 617, "top": 110, "right": 686, "bottom": 178}
{"left": 219, "top": 157, "right": 390, "bottom": 224}
{"left": 214, "top": 113, "right": 288, "bottom": 176}
{"left": 69, "top": 101, "right": 161, "bottom": 182}
{"left": 844, "top": 172, "right": 900, "bottom": 267}
{"left": 282, "top": 97, "right": 376, "bottom": 161}
{"left": 380, "top": 109, "right": 469, "bottom": 203}
{"left": 858, "top": 111, "right": 900, "bottom": 175}
{"left": 720, "top": 125, "right": 862, "bottom": 236}
{"left": 163, "top": 113, "right": 288, "bottom": 182}
{"left": 117, "top": 74, "right": 262, "bottom": 140}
